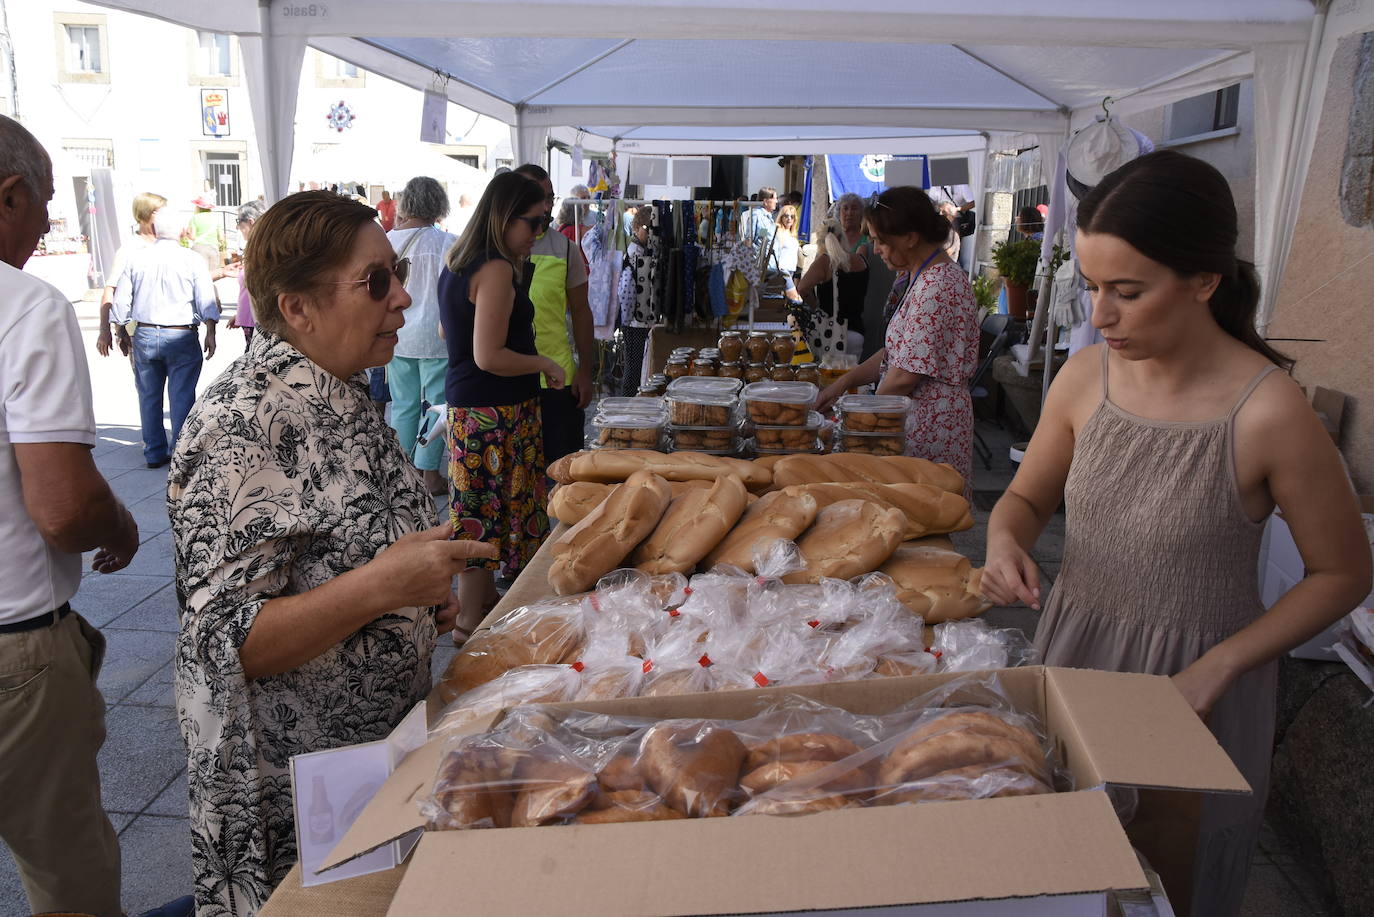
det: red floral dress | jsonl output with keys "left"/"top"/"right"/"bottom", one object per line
{"left": 883, "top": 261, "right": 980, "bottom": 495}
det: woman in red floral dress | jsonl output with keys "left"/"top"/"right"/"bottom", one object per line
{"left": 817, "top": 186, "right": 980, "bottom": 494}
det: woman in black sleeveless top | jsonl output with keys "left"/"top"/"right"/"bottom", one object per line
{"left": 438, "top": 172, "right": 565, "bottom": 643}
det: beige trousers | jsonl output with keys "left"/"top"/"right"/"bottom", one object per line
{"left": 0, "top": 610, "right": 122, "bottom": 917}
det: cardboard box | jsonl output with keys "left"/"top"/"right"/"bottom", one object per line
{"left": 1306, "top": 386, "right": 1346, "bottom": 445}
{"left": 321, "top": 666, "right": 1247, "bottom": 916}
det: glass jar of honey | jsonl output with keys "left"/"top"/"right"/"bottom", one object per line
{"left": 795, "top": 362, "right": 820, "bottom": 385}
{"left": 745, "top": 332, "right": 771, "bottom": 364}
{"left": 770, "top": 333, "right": 796, "bottom": 365}
{"left": 717, "top": 332, "right": 744, "bottom": 363}
{"left": 665, "top": 358, "right": 690, "bottom": 380}
{"left": 717, "top": 361, "right": 743, "bottom": 380}
{"left": 769, "top": 363, "right": 796, "bottom": 382}
{"left": 744, "top": 362, "right": 769, "bottom": 383}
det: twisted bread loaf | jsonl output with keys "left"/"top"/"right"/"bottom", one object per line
{"left": 630, "top": 474, "right": 749, "bottom": 574}
{"left": 782, "top": 499, "right": 906, "bottom": 584}
{"left": 771, "top": 453, "right": 963, "bottom": 494}
{"left": 878, "top": 543, "right": 991, "bottom": 623}
{"left": 781, "top": 482, "right": 972, "bottom": 539}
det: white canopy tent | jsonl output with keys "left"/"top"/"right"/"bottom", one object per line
{"left": 298, "top": 141, "right": 491, "bottom": 197}
{"left": 86, "top": 0, "right": 1374, "bottom": 331}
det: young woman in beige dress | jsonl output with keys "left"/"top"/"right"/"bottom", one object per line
{"left": 982, "top": 150, "right": 1370, "bottom": 917}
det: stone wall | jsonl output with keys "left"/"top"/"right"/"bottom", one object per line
{"left": 1270, "top": 32, "right": 1374, "bottom": 491}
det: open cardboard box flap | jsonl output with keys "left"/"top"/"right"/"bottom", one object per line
{"left": 388, "top": 792, "right": 1138, "bottom": 916}
{"left": 324, "top": 666, "right": 1249, "bottom": 909}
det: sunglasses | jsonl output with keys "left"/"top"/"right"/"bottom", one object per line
{"left": 324, "top": 258, "right": 409, "bottom": 301}
{"left": 868, "top": 192, "right": 891, "bottom": 210}
{"left": 515, "top": 214, "right": 553, "bottom": 233}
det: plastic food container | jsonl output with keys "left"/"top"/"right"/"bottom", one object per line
{"left": 667, "top": 376, "right": 743, "bottom": 395}
{"left": 833, "top": 429, "right": 905, "bottom": 456}
{"left": 753, "top": 411, "right": 824, "bottom": 451}
{"left": 668, "top": 424, "right": 737, "bottom": 452}
{"left": 835, "top": 394, "right": 911, "bottom": 433}
{"left": 592, "top": 413, "right": 664, "bottom": 449}
{"left": 598, "top": 396, "right": 664, "bottom": 416}
{"left": 746, "top": 437, "right": 823, "bottom": 457}
{"left": 666, "top": 388, "right": 737, "bottom": 427}
{"left": 742, "top": 381, "right": 819, "bottom": 426}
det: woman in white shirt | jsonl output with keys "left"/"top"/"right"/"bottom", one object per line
{"left": 386, "top": 176, "right": 458, "bottom": 496}
{"left": 771, "top": 204, "right": 803, "bottom": 303}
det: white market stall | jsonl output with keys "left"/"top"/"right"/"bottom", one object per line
{"left": 85, "top": 0, "right": 1374, "bottom": 334}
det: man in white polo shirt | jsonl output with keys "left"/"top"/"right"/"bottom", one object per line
{"left": 0, "top": 115, "right": 139, "bottom": 916}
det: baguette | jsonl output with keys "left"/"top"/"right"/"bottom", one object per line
{"left": 547, "top": 450, "right": 588, "bottom": 485}
{"left": 782, "top": 482, "right": 972, "bottom": 539}
{"left": 569, "top": 449, "right": 771, "bottom": 489}
{"left": 548, "top": 470, "right": 673, "bottom": 595}
{"left": 631, "top": 474, "right": 749, "bottom": 575}
{"left": 771, "top": 453, "right": 963, "bottom": 494}
{"left": 701, "top": 490, "right": 819, "bottom": 573}
{"left": 547, "top": 481, "right": 613, "bottom": 525}
{"left": 782, "top": 499, "right": 906, "bottom": 584}
{"left": 878, "top": 543, "right": 991, "bottom": 623}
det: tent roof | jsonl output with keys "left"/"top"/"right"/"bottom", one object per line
{"left": 93, "top": 0, "right": 1315, "bottom": 148}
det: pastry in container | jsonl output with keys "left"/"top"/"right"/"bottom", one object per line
{"left": 753, "top": 411, "right": 824, "bottom": 451}
{"left": 835, "top": 394, "right": 910, "bottom": 433}
{"left": 592, "top": 413, "right": 665, "bottom": 449}
{"left": 669, "top": 424, "right": 737, "bottom": 452}
{"left": 743, "top": 381, "right": 819, "bottom": 426}
{"left": 666, "top": 387, "right": 737, "bottom": 427}
{"left": 833, "top": 429, "right": 905, "bottom": 456}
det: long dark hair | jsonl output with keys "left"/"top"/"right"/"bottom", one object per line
{"left": 1077, "top": 150, "right": 1291, "bottom": 370}
{"left": 445, "top": 171, "right": 545, "bottom": 274}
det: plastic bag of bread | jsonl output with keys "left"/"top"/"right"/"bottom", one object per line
{"left": 548, "top": 469, "right": 673, "bottom": 595}
{"left": 781, "top": 499, "right": 906, "bottom": 585}
{"left": 635, "top": 718, "right": 750, "bottom": 817}
{"left": 435, "top": 599, "right": 587, "bottom": 704}
{"left": 676, "top": 565, "right": 754, "bottom": 632}
{"left": 432, "top": 664, "right": 583, "bottom": 738}
{"left": 638, "top": 622, "right": 720, "bottom": 697}
{"left": 931, "top": 619, "right": 1040, "bottom": 673}
{"left": 581, "top": 569, "right": 674, "bottom": 655}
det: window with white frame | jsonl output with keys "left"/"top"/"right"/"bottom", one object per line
{"left": 1166, "top": 84, "right": 1241, "bottom": 142}
{"left": 197, "top": 32, "right": 232, "bottom": 77}
{"left": 66, "top": 25, "right": 102, "bottom": 73}
{"left": 315, "top": 51, "right": 364, "bottom": 88}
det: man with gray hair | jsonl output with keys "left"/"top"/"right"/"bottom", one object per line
{"left": 111, "top": 203, "right": 220, "bottom": 468}
{"left": 0, "top": 113, "right": 138, "bottom": 916}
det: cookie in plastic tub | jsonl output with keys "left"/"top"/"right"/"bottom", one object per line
{"left": 753, "top": 411, "right": 824, "bottom": 451}
{"left": 597, "top": 396, "right": 665, "bottom": 417}
{"left": 668, "top": 424, "right": 736, "bottom": 452}
{"left": 666, "top": 386, "right": 738, "bottom": 427}
{"left": 742, "top": 380, "right": 819, "bottom": 426}
{"left": 667, "top": 375, "right": 744, "bottom": 396}
{"left": 592, "top": 413, "right": 664, "bottom": 449}
{"left": 835, "top": 394, "right": 910, "bottom": 433}
{"left": 834, "top": 429, "right": 905, "bottom": 456}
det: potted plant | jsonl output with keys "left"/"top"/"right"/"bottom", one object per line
{"left": 990, "top": 238, "right": 1040, "bottom": 319}
{"left": 971, "top": 273, "right": 998, "bottom": 318}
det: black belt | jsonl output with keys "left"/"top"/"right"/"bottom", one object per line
{"left": 0, "top": 603, "right": 72, "bottom": 634}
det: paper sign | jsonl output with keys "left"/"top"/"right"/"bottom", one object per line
{"left": 420, "top": 89, "right": 447, "bottom": 144}
{"left": 290, "top": 702, "right": 427, "bottom": 886}
{"left": 670, "top": 156, "right": 711, "bottom": 188}
{"left": 571, "top": 143, "right": 584, "bottom": 178}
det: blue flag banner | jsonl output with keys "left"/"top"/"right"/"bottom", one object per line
{"left": 824, "top": 154, "right": 930, "bottom": 200}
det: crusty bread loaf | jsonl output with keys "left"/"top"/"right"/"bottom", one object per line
{"left": 568, "top": 449, "right": 771, "bottom": 489}
{"left": 548, "top": 470, "right": 673, "bottom": 594}
{"left": 547, "top": 451, "right": 587, "bottom": 485}
{"left": 878, "top": 543, "right": 991, "bottom": 623}
{"left": 631, "top": 474, "right": 749, "bottom": 575}
{"left": 701, "top": 490, "right": 819, "bottom": 573}
{"left": 771, "top": 453, "right": 963, "bottom": 495}
{"left": 548, "top": 481, "right": 613, "bottom": 525}
{"left": 782, "top": 499, "right": 906, "bottom": 584}
{"left": 781, "top": 482, "right": 972, "bottom": 539}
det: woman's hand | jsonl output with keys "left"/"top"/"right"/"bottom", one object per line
{"left": 433, "top": 589, "right": 461, "bottom": 636}
{"left": 366, "top": 522, "right": 498, "bottom": 608}
{"left": 542, "top": 358, "right": 566, "bottom": 390}
{"left": 1171, "top": 656, "right": 1235, "bottom": 721}
{"left": 816, "top": 381, "right": 846, "bottom": 413}
{"left": 981, "top": 539, "right": 1042, "bottom": 610}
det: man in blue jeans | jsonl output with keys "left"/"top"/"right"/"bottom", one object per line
{"left": 112, "top": 208, "right": 218, "bottom": 467}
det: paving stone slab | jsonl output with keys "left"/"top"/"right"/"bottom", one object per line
{"left": 73, "top": 573, "right": 169, "bottom": 628}
{"left": 97, "top": 628, "right": 177, "bottom": 705}
{"left": 146, "top": 770, "right": 189, "bottom": 818}
{"left": 125, "top": 659, "right": 177, "bottom": 708}
{"left": 108, "top": 583, "right": 182, "bottom": 633}
{"left": 118, "top": 815, "right": 194, "bottom": 913}
{"left": 98, "top": 704, "right": 185, "bottom": 814}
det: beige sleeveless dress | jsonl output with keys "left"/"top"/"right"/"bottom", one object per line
{"left": 1035, "top": 347, "right": 1278, "bottom": 917}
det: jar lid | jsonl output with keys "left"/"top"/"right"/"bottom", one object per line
{"left": 592, "top": 413, "right": 664, "bottom": 430}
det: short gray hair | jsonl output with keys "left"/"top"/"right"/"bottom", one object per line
{"left": 398, "top": 175, "right": 449, "bottom": 224}
{"left": 0, "top": 115, "right": 51, "bottom": 198}
{"left": 236, "top": 199, "right": 267, "bottom": 226}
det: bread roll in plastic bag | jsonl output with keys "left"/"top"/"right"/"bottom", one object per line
{"left": 436, "top": 598, "right": 586, "bottom": 703}
{"left": 931, "top": 619, "right": 1040, "bottom": 672}
{"left": 432, "top": 664, "right": 582, "bottom": 737}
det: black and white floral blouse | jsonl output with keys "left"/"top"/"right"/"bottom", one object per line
{"left": 167, "top": 330, "right": 437, "bottom": 916}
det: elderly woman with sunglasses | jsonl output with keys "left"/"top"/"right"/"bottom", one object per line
{"left": 438, "top": 171, "right": 565, "bottom": 643}
{"left": 167, "top": 191, "right": 496, "bottom": 916}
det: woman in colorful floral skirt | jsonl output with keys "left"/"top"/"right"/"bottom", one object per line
{"left": 438, "top": 171, "right": 565, "bottom": 642}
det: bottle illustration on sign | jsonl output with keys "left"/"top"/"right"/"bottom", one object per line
{"left": 308, "top": 775, "right": 335, "bottom": 846}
